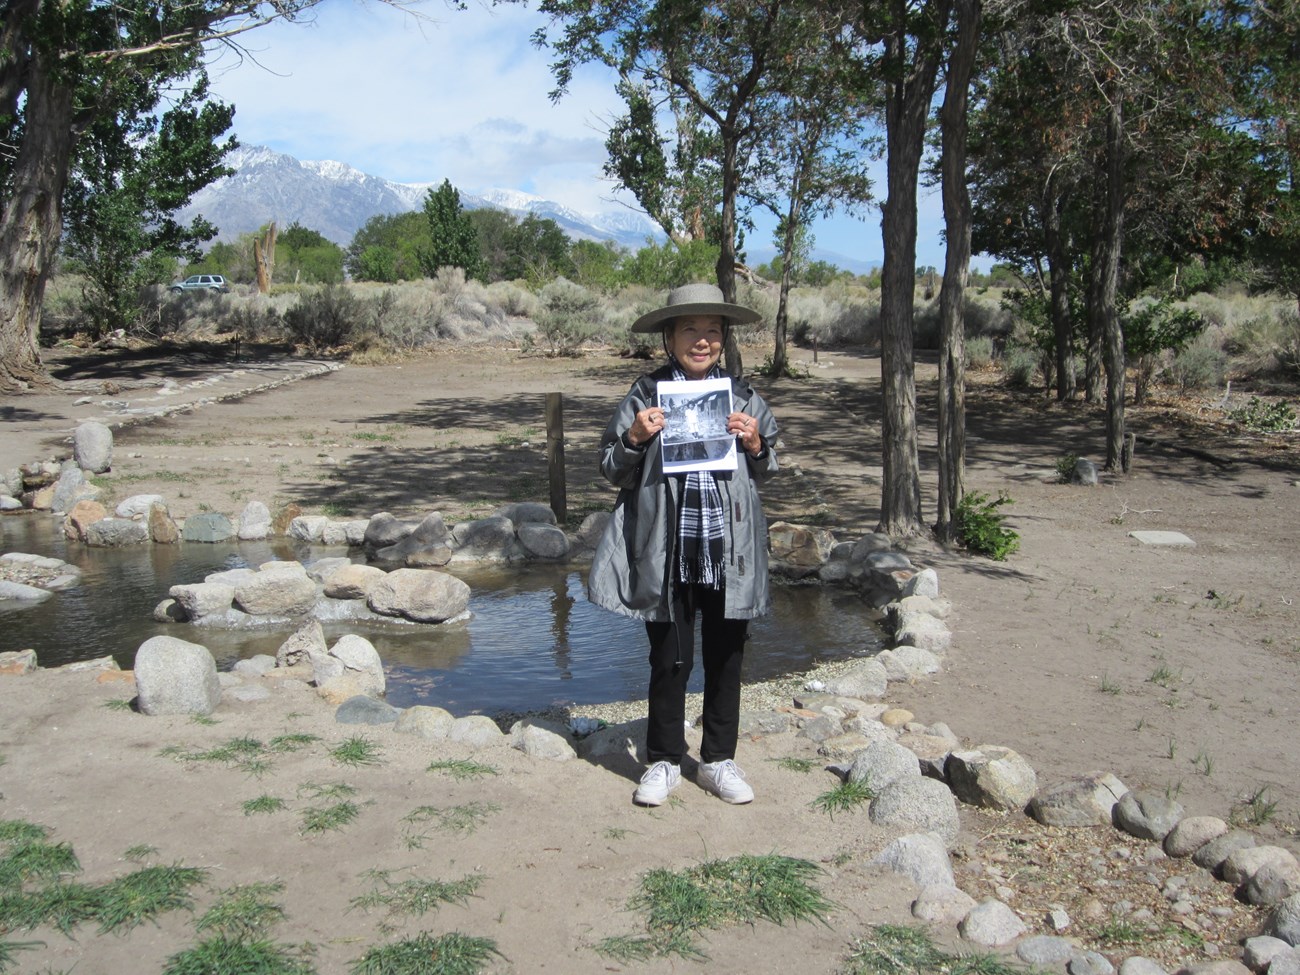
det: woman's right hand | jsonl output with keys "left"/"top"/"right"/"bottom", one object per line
{"left": 626, "top": 406, "right": 666, "bottom": 447}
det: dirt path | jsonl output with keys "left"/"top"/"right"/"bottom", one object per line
{"left": 2, "top": 340, "right": 1298, "bottom": 973}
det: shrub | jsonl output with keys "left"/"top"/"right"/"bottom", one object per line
{"left": 965, "top": 336, "right": 994, "bottom": 370}
{"left": 281, "top": 284, "right": 363, "bottom": 351}
{"left": 1165, "top": 338, "right": 1226, "bottom": 393}
{"left": 954, "top": 491, "right": 1020, "bottom": 560}
{"left": 1228, "top": 396, "right": 1297, "bottom": 432}
{"left": 535, "top": 277, "right": 601, "bottom": 354}
{"left": 1000, "top": 345, "right": 1039, "bottom": 388}
{"left": 1054, "top": 454, "right": 1078, "bottom": 484}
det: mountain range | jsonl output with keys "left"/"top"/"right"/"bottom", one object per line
{"left": 178, "top": 145, "right": 880, "bottom": 274}
{"left": 178, "top": 146, "right": 665, "bottom": 253}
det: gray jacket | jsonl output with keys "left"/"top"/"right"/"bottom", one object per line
{"left": 587, "top": 365, "right": 780, "bottom": 622}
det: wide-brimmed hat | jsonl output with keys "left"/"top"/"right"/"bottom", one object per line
{"left": 630, "top": 282, "right": 762, "bottom": 334}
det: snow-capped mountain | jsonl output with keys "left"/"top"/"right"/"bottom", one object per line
{"left": 178, "top": 146, "right": 663, "bottom": 251}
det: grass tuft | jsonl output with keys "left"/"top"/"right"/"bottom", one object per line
{"left": 0, "top": 840, "right": 81, "bottom": 889}
{"left": 349, "top": 931, "right": 501, "bottom": 975}
{"left": 122, "top": 844, "right": 159, "bottom": 863}
{"left": 1231, "top": 785, "right": 1279, "bottom": 826}
{"left": 0, "top": 882, "right": 102, "bottom": 934}
{"left": 300, "top": 802, "right": 361, "bottom": 834}
{"left": 424, "top": 759, "right": 499, "bottom": 780}
{"left": 0, "top": 936, "right": 43, "bottom": 969}
{"left": 350, "top": 870, "right": 483, "bottom": 922}
{"left": 843, "top": 923, "right": 1042, "bottom": 974}
{"left": 269, "top": 733, "right": 321, "bottom": 752}
{"left": 598, "top": 853, "right": 833, "bottom": 961}
{"left": 243, "top": 795, "right": 288, "bottom": 816}
{"left": 772, "top": 756, "right": 819, "bottom": 773}
{"left": 298, "top": 782, "right": 357, "bottom": 800}
{"left": 161, "top": 935, "right": 317, "bottom": 975}
{"left": 330, "top": 736, "right": 384, "bottom": 767}
{"left": 810, "top": 779, "right": 875, "bottom": 818}
{"left": 102, "top": 698, "right": 133, "bottom": 712}
{"left": 0, "top": 821, "right": 50, "bottom": 845}
{"left": 94, "top": 864, "right": 207, "bottom": 933}
{"left": 403, "top": 803, "right": 499, "bottom": 837}
{"left": 196, "top": 881, "right": 288, "bottom": 938}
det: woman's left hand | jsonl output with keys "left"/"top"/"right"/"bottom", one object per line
{"left": 728, "top": 412, "right": 763, "bottom": 457}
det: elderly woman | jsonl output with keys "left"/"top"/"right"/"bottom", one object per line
{"left": 588, "top": 283, "right": 780, "bottom": 806}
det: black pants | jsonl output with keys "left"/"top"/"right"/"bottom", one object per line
{"left": 645, "top": 583, "right": 748, "bottom": 765}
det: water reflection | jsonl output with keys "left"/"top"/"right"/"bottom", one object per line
{"left": 2, "top": 515, "right": 885, "bottom": 715}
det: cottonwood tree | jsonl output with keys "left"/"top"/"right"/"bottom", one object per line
{"left": 0, "top": 0, "right": 349, "bottom": 391}
{"left": 61, "top": 73, "right": 235, "bottom": 337}
{"left": 934, "top": 0, "right": 982, "bottom": 543}
{"left": 536, "top": 0, "right": 843, "bottom": 376}
{"left": 419, "top": 179, "right": 486, "bottom": 280}
{"left": 969, "top": 0, "right": 1277, "bottom": 469}
{"left": 745, "top": 18, "right": 875, "bottom": 378}
{"left": 856, "top": 0, "right": 953, "bottom": 536}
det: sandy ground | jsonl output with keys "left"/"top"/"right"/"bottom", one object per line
{"left": 2, "top": 339, "right": 1298, "bottom": 973}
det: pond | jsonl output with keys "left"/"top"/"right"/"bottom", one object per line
{"left": 1, "top": 514, "right": 885, "bottom": 715}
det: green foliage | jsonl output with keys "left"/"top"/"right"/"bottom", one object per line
{"left": 619, "top": 239, "right": 720, "bottom": 290}
{"left": 283, "top": 285, "right": 365, "bottom": 351}
{"left": 60, "top": 72, "right": 234, "bottom": 338}
{"left": 1125, "top": 297, "right": 1209, "bottom": 401}
{"left": 347, "top": 212, "right": 429, "bottom": 283}
{"left": 1228, "top": 396, "right": 1297, "bottom": 432}
{"left": 954, "top": 491, "right": 1020, "bottom": 561}
{"left": 349, "top": 932, "right": 501, "bottom": 975}
{"left": 276, "top": 222, "right": 345, "bottom": 284}
{"left": 1055, "top": 454, "right": 1078, "bottom": 483}
{"left": 569, "top": 239, "right": 628, "bottom": 292}
{"left": 419, "top": 180, "right": 485, "bottom": 280}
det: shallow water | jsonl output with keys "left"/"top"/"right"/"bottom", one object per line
{"left": 1, "top": 514, "right": 884, "bottom": 715}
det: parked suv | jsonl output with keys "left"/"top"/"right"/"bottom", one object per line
{"left": 169, "top": 274, "right": 229, "bottom": 293}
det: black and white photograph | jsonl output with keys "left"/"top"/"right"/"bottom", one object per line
{"left": 657, "top": 377, "right": 737, "bottom": 474}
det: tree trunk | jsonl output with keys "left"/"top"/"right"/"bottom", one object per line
{"left": 0, "top": 48, "right": 76, "bottom": 392}
{"left": 717, "top": 134, "right": 743, "bottom": 377}
{"left": 255, "top": 222, "right": 278, "bottom": 294}
{"left": 877, "top": 0, "right": 948, "bottom": 538}
{"left": 935, "top": 0, "right": 980, "bottom": 544}
{"left": 1042, "top": 178, "right": 1077, "bottom": 401}
{"left": 1099, "top": 99, "right": 1127, "bottom": 471}
{"left": 771, "top": 201, "right": 804, "bottom": 378}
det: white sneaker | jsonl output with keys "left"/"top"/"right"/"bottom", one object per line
{"left": 698, "top": 759, "right": 754, "bottom": 804}
{"left": 634, "top": 761, "right": 681, "bottom": 806}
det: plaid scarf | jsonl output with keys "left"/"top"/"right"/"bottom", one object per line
{"left": 668, "top": 361, "right": 727, "bottom": 589}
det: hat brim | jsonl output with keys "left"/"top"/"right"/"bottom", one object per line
{"left": 631, "top": 302, "right": 762, "bottom": 334}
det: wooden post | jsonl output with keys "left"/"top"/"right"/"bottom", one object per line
{"left": 546, "top": 392, "right": 567, "bottom": 524}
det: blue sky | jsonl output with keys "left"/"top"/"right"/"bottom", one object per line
{"left": 206, "top": 2, "right": 955, "bottom": 271}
